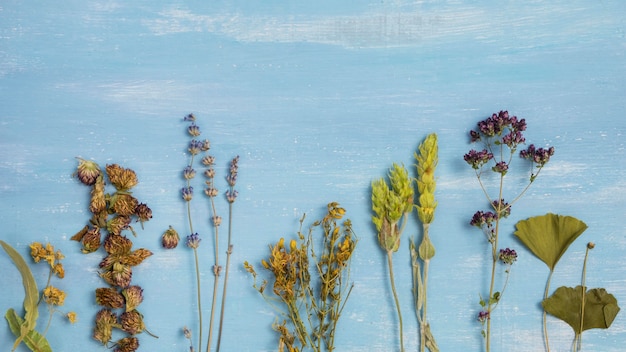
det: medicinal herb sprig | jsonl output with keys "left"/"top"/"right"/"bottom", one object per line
{"left": 372, "top": 163, "right": 413, "bottom": 352}
{"left": 411, "top": 133, "right": 439, "bottom": 352}
{"left": 167, "top": 113, "right": 239, "bottom": 352}
{"left": 244, "top": 202, "right": 357, "bottom": 352}
{"left": 1, "top": 240, "right": 76, "bottom": 352}
{"left": 72, "top": 159, "right": 156, "bottom": 352}
{"left": 463, "top": 111, "right": 554, "bottom": 352}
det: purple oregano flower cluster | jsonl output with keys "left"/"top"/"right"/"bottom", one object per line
{"left": 463, "top": 110, "right": 555, "bottom": 351}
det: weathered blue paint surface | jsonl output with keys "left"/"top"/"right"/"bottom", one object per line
{"left": 1, "top": 1, "right": 624, "bottom": 351}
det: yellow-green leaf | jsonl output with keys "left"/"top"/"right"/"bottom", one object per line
{"left": 542, "top": 286, "right": 620, "bottom": 333}
{"left": 5, "top": 309, "right": 52, "bottom": 352}
{"left": 0, "top": 240, "right": 39, "bottom": 335}
{"left": 514, "top": 213, "right": 587, "bottom": 271}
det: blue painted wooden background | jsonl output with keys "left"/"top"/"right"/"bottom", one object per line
{"left": 1, "top": 1, "right": 624, "bottom": 351}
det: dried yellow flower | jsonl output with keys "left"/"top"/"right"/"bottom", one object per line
{"left": 67, "top": 311, "right": 78, "bottom": 324}
{"left": 53, "top": 263, "right": 65, "bottom": 279}
{"left": 43, "top": 286, "right": 66, "bottom": 306}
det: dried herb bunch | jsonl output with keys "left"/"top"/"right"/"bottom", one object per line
{"left": 463, "top": 111, "right": 554, "bottom": 352}
{"left": 1, "top": 240, "right": 76, "bottom": 352}
{"left": 72, "top": 158, "right": 155, "bottom": 352}
{"left": 167, "top": 113, "right": 239, "bottom": 352}
{"left": 244, "top": 202, "right": 357, "bottom": 352}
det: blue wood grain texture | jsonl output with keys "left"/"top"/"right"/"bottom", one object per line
{"left": 1, "top": 1, "right": 624, "bottom": 351}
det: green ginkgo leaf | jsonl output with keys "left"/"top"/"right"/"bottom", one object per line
{"left": 514, "top": 213, "right": 587, "bottom": 271}
{"left": 542, "top": 286, "right": 620, "bottom": 333}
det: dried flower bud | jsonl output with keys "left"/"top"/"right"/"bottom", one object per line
{"left": 499, "top": 248, "right": 518, "bottom": 265}
{"left": 104, "top": 234, "right": 133, "bottom": 255}
{"left": 67, "top": 311, "right": 77, "bottom": 324}
{"left": 201, "top": 139, "right": 211, "bottom": 151}
{"left": 183, "top": 165, "right": 196, "bottom": 180}
{"left": 101, "top": 262, "right": 133, "bottom": 288}
{"left": 212, "top": 215, "right": 222, "bottom": 227}
{"left": 187, "top": 123, "right": 201, "bottom": 137}
{"left": 75, "top": 158, "right": 102, "bottom": 186}
{"left": 111, "top": 193, "right": 139, "bottom": 216}
{"left": 225, "top": 189, "right": 238, "bottom": 203}
{"left": 183, "top": 326, "right": 192, "bottom": 339}
{"left": 186, "top": 233, "right": 201, "bottom": 249}
{"left": 205, "top": 187, "right": 218, "bottom": 198}
{"left": 183, "top": 113, "right": 196, "bottom": 122}
{"left": 93, "top": 309, "right": 117, "bottom": 345}
{"left": 587, "top": 242, "right": 595, "bottom": 249}
{"left": 120, "top": 310, "right": 145, "bottom": 335}
{"left": 107, "top": 216, "right": 132, "bottom": 236}
{"left": 53, "top": 263, "right": 65, "bottom": 279}
{"left": 182, "top": 186, "right": 194, "bottom": 201}
{"left": 43, "top": 286, "right": 66, "bottom": 306}
{"left": 115, "top": 336, "right": 139, "bottom": 352}
{"left": 161, "top": 226, "right": 180, "bottom": 249}
{"left": 96, "top": 287, "right": 125, "bottom": 309}
{"left": 134, "top": 203, "right": 152, "bottom": 226}
{"left": 202, "top": 155, "right": 215, "bottom": 166}
{"left": 121, "top": 248, "right": 153, "bottom": 267}
{"left": 82, "top": 227, "right": 102, "bottom": 254}
{"left": 106, "top": 164, "right": 138, "bottom": 191}
{"left": 122, "top": 285, "right": 144, "bottom": 312}
{"left": 90, "top": 176, "right": 107, "bottom": 214}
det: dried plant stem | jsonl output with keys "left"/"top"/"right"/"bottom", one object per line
{"left": 387, "top": 250, "right": 405, "bottom": 352}
{"left": 543, "top": 270, "right": 554, "bottom": 352}
{"left": 216, "top": 204, "right": 234, "bottom": 352}
{"left": 206, "top": 197, "right": 220, "bottom": 352}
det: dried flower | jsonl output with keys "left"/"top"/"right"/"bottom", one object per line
{"left": 478, "top": 310, "right": 490, "bottom": 323}
{"left": 161, "top": 226, "right": 180, "bottom": 249}
{"left": 212, "top": 216, "right": 222, "bottom": 227}
{"left": 134, "top": 203, "right": 152, "bottom": 226}
{"left": 122, "top": 286, "right": 144, "bottom": 312}
{"left": 101, "top": 262, "right": 133, "bottom": 288}
{"left": 53, "top": 263, "right": 65, "bottom": 279}
{"left": 186, "top": 233, "right": 201, "bottom": 249}
{"left": 107, "top": 215, "right": 132, "bottom": 236}
{"left": 96, "top": 287, "right": 125, "bottom": 309}
{"left": 111, "top": 193, "right": 139, "bottom": 216}
{"left": 204, "top": 186, "right": 218, "bottom": 197}
{"left": 120, "top": 248, "right": 153, "bottom": 267}
{"left": 93, "top": 309, "right": 118, "bottom": 345}
{"left": 82, "top": 227, "right": 102, "bottom": 254}
{"left": 90, "top": 176, "right": 107, "bottom": 214}
{"left": 106, "top": 164, "right": 138, "bottom": 191}
{"left": 226, "top": 155, "right": 239, "bottom": 187}
{"left": 464, "top": 149, "right": 494, "bottom": 169}
{"left": 115, "top": 336, "right": 139, "bottom": 352}
{"left": 183, "top": 113, "right": 196, "bottom": 122}
{"left": 498, "top": 248, "right": 518, "bottom": 265}
{"left": 182, "top": 186, "right": 194, "bottom": 201}
{"left": 225, "top": 189, "right": 238, "bottom": 203}
{"left": 67, "top": 311, "right": 78, "bottom": 324}
{"left": 75, "top": 158, "right": 102, "bottom": 186}
{"left": 43, "top": 286, "right": 66, "bottom": 306}
{"left": 201, "top": 155, "right": 215, "bottom": 166}
{"left": 187, "top": 123, "right": 201, "bottom": 137}
{"left": 183, "top": 165, "right": 196, "bottom": 180}
{"left": 188, "top": 140, "right": 204, "bottom": 156}
{"left": 120, "top": 310, "right": 145, "bottom": 335}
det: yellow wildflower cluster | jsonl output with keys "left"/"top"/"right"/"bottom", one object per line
{"left": 246, "top": 202, "right": 357, "bottom": 352}
{"left": 30, "top": 242, "right": 65, "bottom": 278}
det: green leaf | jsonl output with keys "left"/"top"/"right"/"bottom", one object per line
{"left": 0, "top": 240, "right": 39, "bottom": 349}
{"left": 5, "top": 309, "right": 52, "bottom": 352}
{"left": 542, "top": 286, "right": 620, "bottom": 333}
{"left": 514, "top": 213, "right": 588, "bottom": 271}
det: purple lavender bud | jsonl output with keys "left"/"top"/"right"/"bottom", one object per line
{"left": 183, "top": 166, "right": 196, "bottom": 180}
{"left": 181, "top": 186, "right": 193, "bottom": 201}
{"left": 201, "top": 155, "right": 215, "bottom": 166}
{"left": 183, "top": 113, "right": 196, "bottom": 122}
{"left": 188, "top": 140, "right": 203, "bottom": 156}
{"left": 201, "top": 139, "right": 210, "bottom": 152}
{"left": 225, "top": 189, "right": 238, "bottom": 203}
{"left": 204, "top": 168, "right": 216, "bottom": 179}
{"left": 186, "top": 233, "right": 201, "bottom": 249}
{"left": 187, "top": 123, "right": 201, "bottom": 137}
